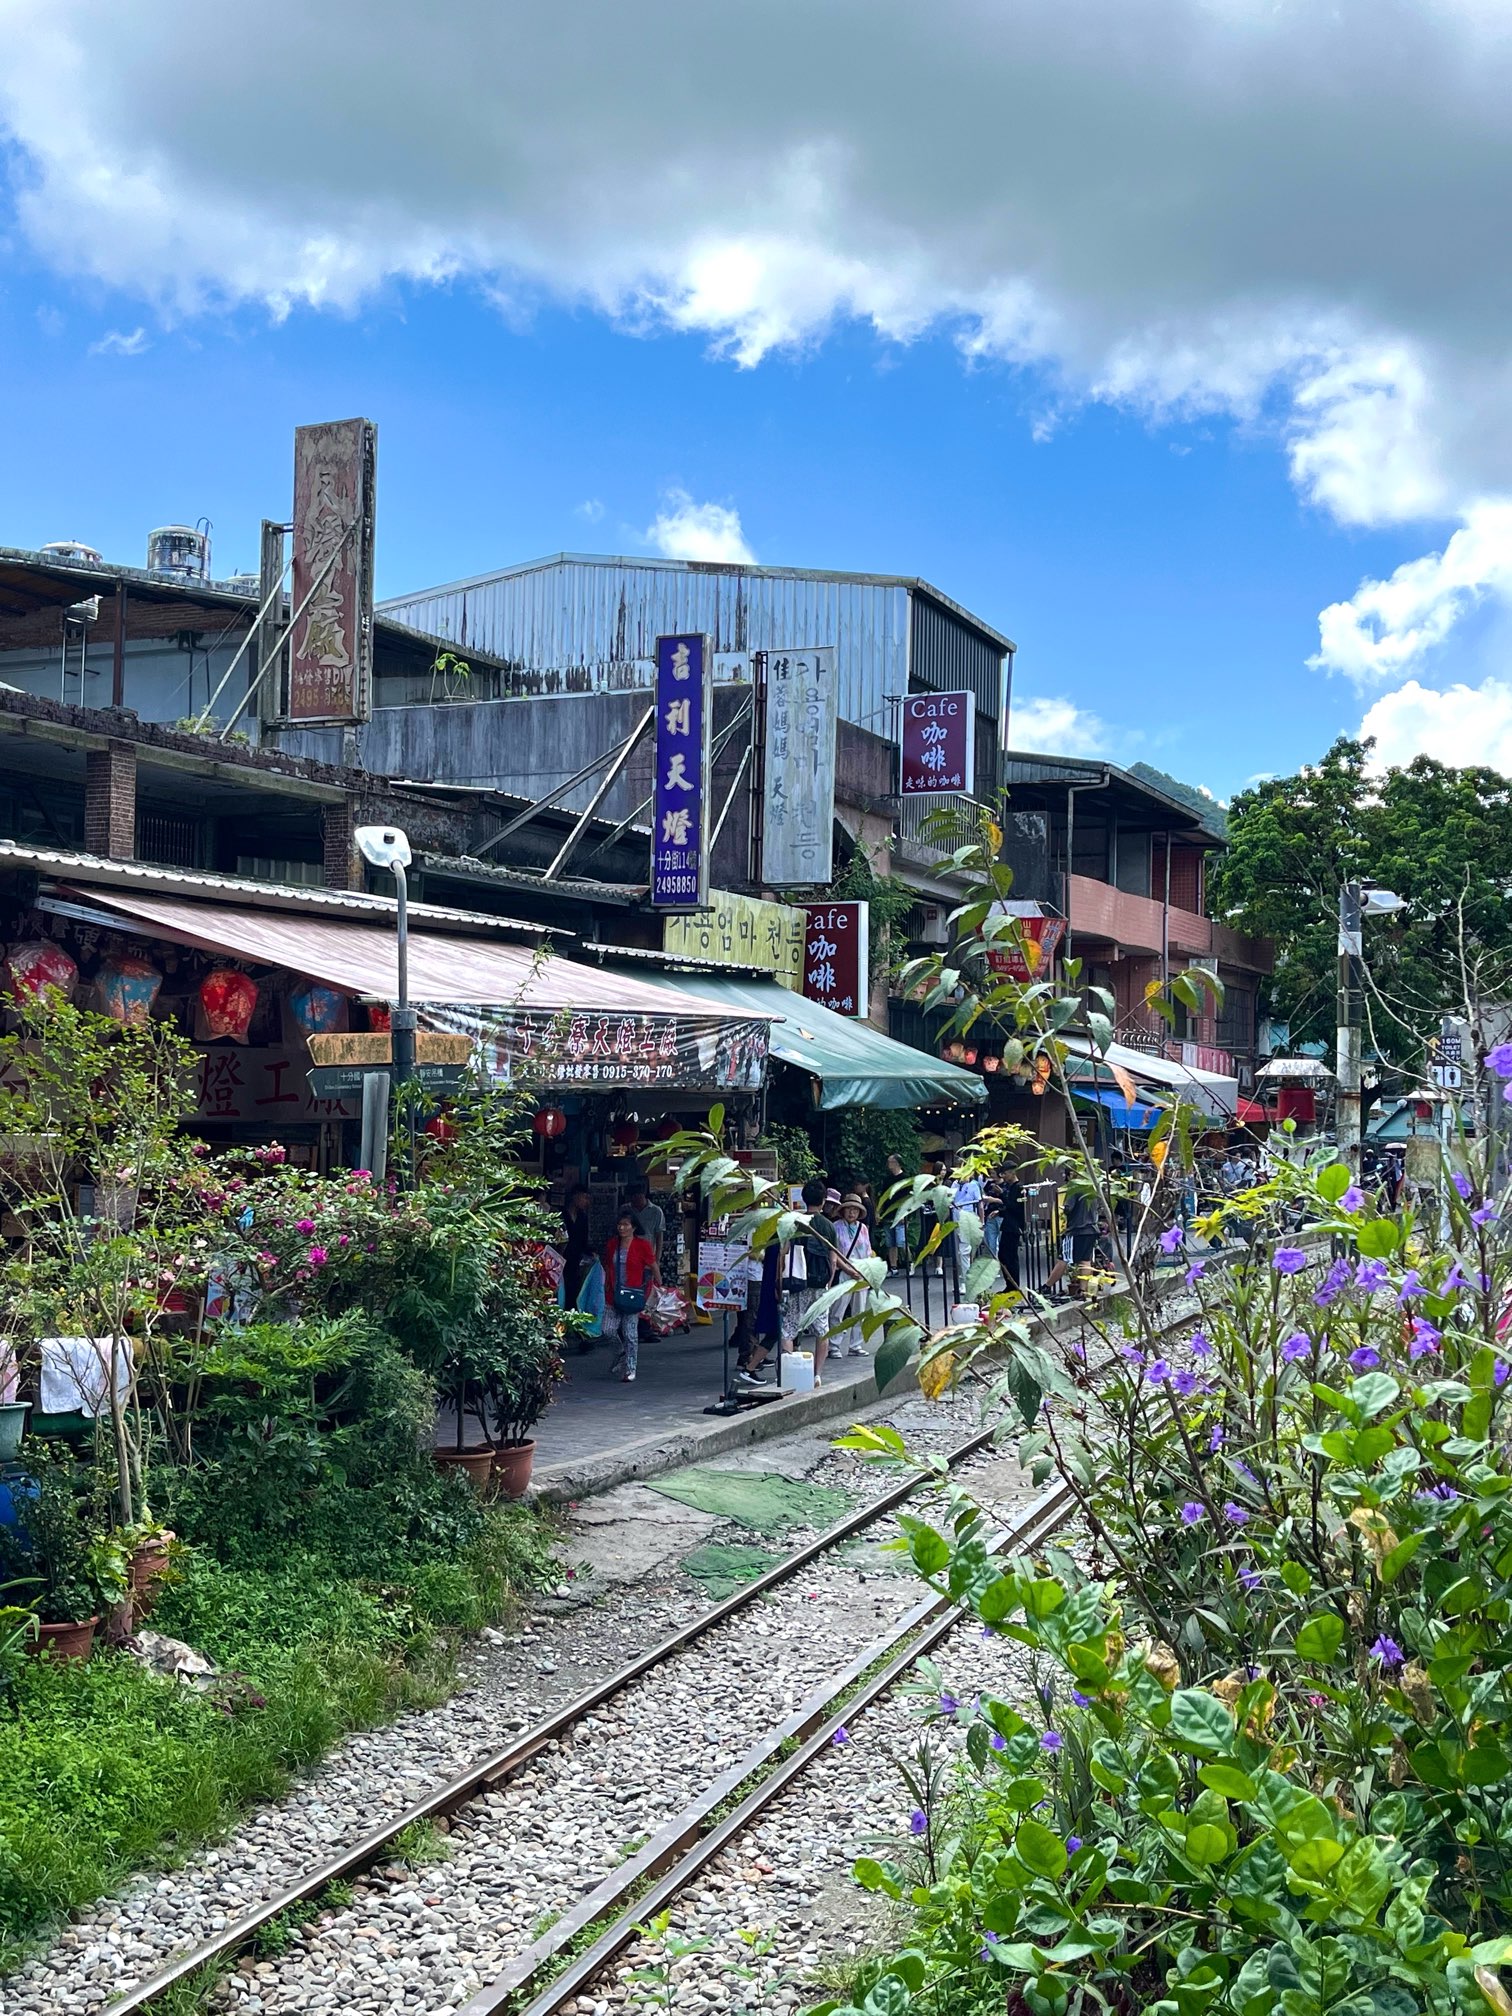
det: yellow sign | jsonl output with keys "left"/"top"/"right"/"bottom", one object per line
{"left": 664, "top": 890, "right": 805, "bottom": 990}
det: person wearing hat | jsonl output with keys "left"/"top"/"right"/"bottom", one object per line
{"left": 829, "top": 1192, "right": 873, "bottom": 1362}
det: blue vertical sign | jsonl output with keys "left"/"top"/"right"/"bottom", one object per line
{"left": 651, "top": 632, "right": 710, "bottom": 909}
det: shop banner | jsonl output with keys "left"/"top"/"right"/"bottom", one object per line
{"left": 697, "top": 1219, "right": 752, "bottom": 1311}
{"left": 899, "top": 690, "right": 974, "bottom": 796}
{"left": 800, "top": 901, "right": 869, "bottom": 1017}
{"left": 194, "top": 1046, "right": 359, "bottom": 1123}
{"left": 984, "top": 904, "right": 1065, "bottom": 979}
{"left": 651, "top": 633, "right": 710, "bottom": 909}
{"left": 663, "top": 889, "right": 805, "bottom": 989}
{"left": 762, "top": 648, "right": 837, "bottom": 885}
{"left": 430, "top": 1005, "right": 770, "bottom": 1093}
{"left": 287, "top": 418, "right": 377, "bottom": 723}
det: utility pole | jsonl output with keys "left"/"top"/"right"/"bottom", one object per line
{"left": 1336, "top": 880, "right": 1363, "bottom": 1170}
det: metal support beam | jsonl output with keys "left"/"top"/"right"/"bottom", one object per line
{"left": 709, "top": 742, "right": 752, "bottom": 861}
{"left": 480, "top": 741, "right": 638, "bottom": 853}
{"left": 543, "top": 705, "right": 654, "bottom": 881}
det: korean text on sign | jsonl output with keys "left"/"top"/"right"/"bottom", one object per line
{"left": 652, "top": 633, "right": 708, "bottom": 908}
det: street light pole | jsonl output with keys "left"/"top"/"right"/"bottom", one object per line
{"left": 390, "top": 856, "right": 415, "bottom": 1089}
{"left": 1336, "top": 880, "right": 1363, "bottom": 1172}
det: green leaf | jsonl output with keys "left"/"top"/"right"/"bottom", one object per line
{"left": 1354, "top": 1217, "right": 1400, "bottom": 1258}
{"left": 1168, "top": 1688, "right": 1236, "bottom": 1752}
{"left": 1280, "top": 1561, "right": 1312, "bottom": 1597}
{"left": 1379, "top": 1533, "right": 1425, "bottom": 1585}
{"left": 1015, "top": 1817, "right": 1068, "bottom": 1879}
{"left": 1316, "top": 1163, "right": 1351, "bottom": 1203}
{"left": 852, "top": 1856, "right": 902, "bottom": 1898}
{"left": 1199, "top": 1762, "right": 1258, "bottom": 1799}
{"left": 1295, "top": 1613, "right": 1345, "bottom": 1662}
{"left": 873, "top": 1334, "right": 913, "bottom": 1395}
{"left": 1288, "top": 1837, "right": 1345, "bottom": 1880}
{"left": 907, "top": 1524, "right": 950, "bottom": 1577}
{"left": 1350, "top": 1371, "right": 1401, "bottom": 1419}
{"left": 1185, "top": 1821, "right": 1229, "bottom": 1866}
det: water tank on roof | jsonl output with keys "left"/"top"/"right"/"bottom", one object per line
{"left": 147, "top": 524, "right": 211, "bottom": 582}
{"left": 220, "top": 573, "right": 260, "bottom": 596}
{"left": 40, "top": 540, "right": 103, "bottom": 566}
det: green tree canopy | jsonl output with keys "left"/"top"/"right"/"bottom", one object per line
{"left": 1209, "top": 737, "right": 1512, "bottom": 1068}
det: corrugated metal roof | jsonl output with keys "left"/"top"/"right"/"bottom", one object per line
{"left": 417, "top": 851, "right": 646, "bottom": 907}
{"left": 581, "top": 940, "right": 782, "bottom": 982}
{"left": 0, "top": 838, "right": 548, "bottom": 937}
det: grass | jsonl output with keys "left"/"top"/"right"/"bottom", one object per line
{"left": 0, "top": 1501, "right": 559, "bottom": 1973}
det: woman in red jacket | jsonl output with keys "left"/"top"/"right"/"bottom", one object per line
{"left": 602, "top": 1209, "right": 661, "bottom": 1383}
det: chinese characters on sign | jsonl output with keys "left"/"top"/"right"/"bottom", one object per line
{"left": 287, "top": 418, "right": 377, "bottom": 723}
{"left": 663, "top": 890, "right": 804, "bottom": 990}
{"left": 762, "top": 648, "right": 837, "bottom": 884}
{"left": 478, "top": 1007, "right": 769, "bottom": 1093}
{"left": 800, "top": 901, "right": 870, "bottom": 1017}
{"left": 194, "top": 1047, "right": 359, "bottom": 1123}
{"left": 899, "top": 690, "right": 974, "bottom": 796}
{"left": 983, "top": 903, "right": 1066, "bottom": 980}
{"left": 651, "top": 633, "right": 710, "bottom": 909}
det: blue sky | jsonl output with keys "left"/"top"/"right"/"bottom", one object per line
{"left": 2, "top": 0, "right": 1509, "bottom": 798}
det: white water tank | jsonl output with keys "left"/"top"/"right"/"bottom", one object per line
{"left": 41, "top": 540, "right": 103, "bottom": 567}
{"left": 147, "top": 525, "right": 210, "bottom": 582}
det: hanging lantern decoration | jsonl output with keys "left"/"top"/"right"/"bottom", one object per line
{"left": 424, "top": 1113, "right": 458, "bottom": 1143}
{"left": 198, "top": 968, "right": 259, "bottom": 1043}
{"left": 98, "top": 954, "right": 163, "bottom": 1026}
{"left": 532, "top": 1107, "right": 568, "bottom": 1140}
{"left": 982, "top": 1053, "right": 1000, "bottom": 1074}
{"left": 367, "top": 1004, "right": 392, "bottom": 1033}
{"left": 1031, "top": 1054, "right": 1052, "bottom": 1098}
{"left": 962, "top": 1045, "right": 979, "bottom": 1067}
{"left": 610, "top": 1120, "right": 640, "bottom": 1150}
{"left": 947, "top": 1040, "right": 966, "bottom": 1062}
{"left": 4, "top": 941, "right": 77, "bottom": 1004}
{"left": 288, "top": 981, "right": 345, "bottom": 1038}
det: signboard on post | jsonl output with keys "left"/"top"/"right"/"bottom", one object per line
{"left": 801, "top": 901, "right": 870, "bottom": 1017}
{"left": 287, "top": 418, "right": 377, "bottom": 724}
{"left": 983, "top": 903, "right": 1066, "bottom": 980}
{"left": 651, "top": 633, "right": 710, "bottom": 909}
{"left": 899, "top": 690, "right": 974, "bottom": 796}
{"left": 663, "top": 890, "right": 805, "bottom": 989}
{"left": 762, "top": 649, "right": 837, "bottom": 884}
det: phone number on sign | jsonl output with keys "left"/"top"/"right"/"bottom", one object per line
{"left": 657, "top": 873, "right": 701, "bottom": 897}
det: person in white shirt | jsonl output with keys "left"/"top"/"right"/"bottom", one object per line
{"left": 950, "top": 1172, "right": 984, "bottom": 1278}
{"left": 832, "top": 1194, "right": 873, "bottom": 1357}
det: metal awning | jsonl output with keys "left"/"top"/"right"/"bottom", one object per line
{"left": 1073, "top": 1085, "right": 1161, "bottom": 1130}
{"left": 618, "top": 971, "right": 987, "bottom": 1111}
{"left": 1067, "top": 1038, "right": 1238, "bottom": 1121}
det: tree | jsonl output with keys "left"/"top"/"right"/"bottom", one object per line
{"left": 1210, "top": 737, "right": 1512, "bottom": 1068}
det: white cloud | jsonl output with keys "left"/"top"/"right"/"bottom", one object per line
{"left": 575, "top": 498, "right": 604, "bottom": 524}
{"left": 1009, "top": 694, "right": 1111, "bottom": 759}
{"left": 1310, "top": 501, "right": 1512, "bottom": 683}
{"left": 87, "top": 324, "right": 148, "bottom": 356}
{"left": 645, "top": 489, "right": 755, "bottom": 565}
{"left": 1360, "top": 676, "right": 1512, "bottom": 773}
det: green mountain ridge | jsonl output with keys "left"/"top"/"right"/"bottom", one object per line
{"left": 1128, "top": 761, "right": 1228, "bottom": 838}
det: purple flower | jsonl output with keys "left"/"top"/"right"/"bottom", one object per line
{"left": 1223, "top": 1502, "right": 1249, "bottom": 1525}
{"left": 1238, "top": 1567, "right": 1262, "bottom": 1591}
{"left": 1273, "top": 1247, "right": 1308, "bottom": 1275}
{"left": 979, "top": 1932, "right": 1000, "bottom": 1961}
{"left": 1185, "top": 1261, "right": 1207, "bottom": 1287}
{"left": 1487, "top": 1043, "right": 1512, "bottom": 1078}
{"left": 1145, "top": 1359, "right": 1171, "bottom": 1384}
{"left": 1282, "top": 1332, "right": 1312, "bottom": 1362}
{"left": 307, "top": 1245, "right": 329, "bottom": 1269}
{"left": 1355, "top": 1260, "right": 1389, "bottom": 1293}
{"left": 1120, "top": 1344, "right": 1144, "bottom": 1363}
{"left": 1417, "top": 1481, "right": 1459, "bottom": 1502}
{"left": 1190, "top": 1330, "right": 1213, "bottom": 1357}
{"left": 1340, "top": 1185, "right": 1366, "bottom": 1213}
{"left": 1397, "top": 1270, "right": 1422, "bottom": 1304}
{"left": 1473, "top": 1204, "right": 1498, "bottom": 1228}
{"left": 832, "top": 1726, "right": 850, "bottom": 1746}
{"left": 1066, "top": 1835, "right": 1083, "bottom": 1855}
{"left": 1172, "top": 1369, "right": 1200, "bottom": 1397}
{"left": 1452, "top": 1172, "right": 1474, "bottom": 1200}
{"left": 1349, "top": 1346, "right": 1381, "bottom": 1371}
{"left": 1070, "top": 1690, "right": 1091, "bottom": 1708}
{"left": 1496, "top": 1359, "right": 1510, "bottom": 1388}
{"left": 1445, "top": 1262, "right": 1471, "bottom": 1294}
{"left": 990, "top": 1732, "right": 1007, "bottom": 1751}
{"left": 938, "top": 1692, "right": 959, "bottom": 1716}
{"left": 1234, "top": 1458, "right": 1259, "bottom": 1486}
{"left": 910, "top": 1808, "right": 928, "bottom": 1836}
{"left": 1041, "top": 1730, "right": 1063, "bottom": 1753}
{"left": 1370, "top": 1636, "right": 1405, "bottom": 1671}
{"left": 295, "top": 1217, "right": 316, "bottom": 1234}
{"left": 1209, "top": 1424, "right": 1225, "bottom": 1451}
{"left": 1160, "top": 1225, "right": 1185, "bottom": 1254}
{"left": 1314, "top": 1258, "right": 1351, "bottom": 1308}
{"left": 1409, "top": 1319, "right": 1441, "bottom": 1360}
{"left": 1180, "top": 1501, "right": 1205, "bottom": 1525}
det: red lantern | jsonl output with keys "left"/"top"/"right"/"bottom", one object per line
{"left": 962, "top": 1045, "right": 979, "bottom": 1066}
{"left": 982, "top": 1054, "right": 1000, "bottom": 1074}
{"left": 532, "top": 1107, "right": 567, "bottom": 1139}
{"left": 199, "top": 968, "right": 258, "bottom": 1043}
{"left": 5, "top": 941, "right": 77, "bottom": 1003}
{"left": 424, "top": 1114, "right": 458, "bottom": 1143}
{"left": 610, "top": 1121, "right": 639, "bottom": 1150}
{"left": 368, "top": 1004, "right": 392, "bottom": 1033}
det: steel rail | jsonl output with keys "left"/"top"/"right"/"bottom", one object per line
{"left": 482, "top": 1475, "right": 1078, "bottom": 2016}
{"left": 105, "top": 1418, "right": 1001, "bottom": 2015}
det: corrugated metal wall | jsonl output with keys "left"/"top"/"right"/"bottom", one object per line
{"left": 383, "top": 558, "right": 1005, "bottom": 739}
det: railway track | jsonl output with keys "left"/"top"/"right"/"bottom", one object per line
{"left": 96, "top": 1282, "right": 1219, "bottom": 2016}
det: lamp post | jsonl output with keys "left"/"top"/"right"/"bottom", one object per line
{"left": 1336, "top": 880, "right": 1406, "bottom": 1171}
{"left": 355, "top": 824, "right": 415, "bottom": 1085}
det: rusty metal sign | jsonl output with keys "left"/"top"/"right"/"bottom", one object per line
{"left": 287, "top": 418, "right": 376, "bottom": 723}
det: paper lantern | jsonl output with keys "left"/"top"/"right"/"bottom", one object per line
{"left": 5, "top": 941, "right": 77, "bottom": 1003}
{"left": 98, "top": 955, "right": 162, "bottom": 1026}
{"left": 982, "top": 1054, "right": 1000, "bottom": 1074}
{"left": 610, "top": 1121, "right": 639, "bottom": 1150}
{"left": 962, "top": 1045, "right": 979, "bottom": 1066}
{"left": 289, "top": 981, "right": 344, "bottom": 1037}
{"left": 424, "top": 1114, "right": 458, "bottom": 1143}
{"left": 532, "top": 1107, "right": 567, "bottom": 1140}
{"left": 199, "top": 969, "right": 259, "bottom": 1043}
{"left": 367, "top": 1004, "right": 392, "bottom": 1032}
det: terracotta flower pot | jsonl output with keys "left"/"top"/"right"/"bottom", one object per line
{"left": 130, "top": 1537, "right": 173, "bottom": 1617}
{"left": 433, "top": 1446, "right": 496, "bottom": 1494}
{"left": 30, "top": 1616, "right": 98, "bottom": 1662}
{"left": 104, "top": 1596, "right": 136, "bottom": 1647}
{"left": 492, "top": 1439, "right": 536, "bottom": 1499}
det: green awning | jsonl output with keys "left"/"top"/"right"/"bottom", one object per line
{"left": 624, "top": 970, "right": 987, "bottom": 1111}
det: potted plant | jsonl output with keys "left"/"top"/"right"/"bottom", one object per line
{"left": 0, "top": 1455, "right": 124, "bottom": 1661}
{"left": 0, "top": 1340, "right": 25, "bottom": 1461}
{"left": 122, "top": 1519, "right": 177, "bottom": 1618}
{"left": 481, "top": 1277, "right": 567, "bottom": 1498}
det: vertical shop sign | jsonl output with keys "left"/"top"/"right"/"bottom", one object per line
{"left": 651, "top": 633, "right": 710, "bottom": 908}
{"left": 762, "top": 648, "right": 837, "bottom": 884}
{"left": 800, "top": 901, "right": 870, "bottom": 1017}
{"left": 899, "top": 690, "right": 974, "bottom": 796}
{"left": 287, "top": 418, "right": 377, "bottom": 723}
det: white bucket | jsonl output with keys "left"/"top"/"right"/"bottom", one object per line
{"left": 780, "top": 1351, "right": 815, "bottom": 1393}
{"left": 950, "top": 1303, "right": 981, "bottom": 1327}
